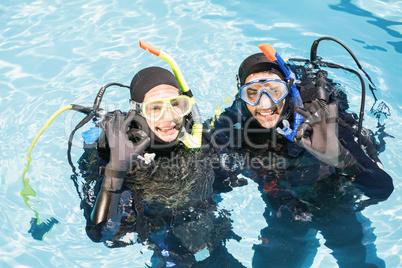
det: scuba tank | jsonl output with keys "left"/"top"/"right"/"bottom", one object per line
{"left": 252, "top": 37, "right": 386, "bottom": 170}
{"left": 282, "top": 36, "right": 385, "bottom": 167}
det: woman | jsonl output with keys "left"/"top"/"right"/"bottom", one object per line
{"left": 79, "top": 66, "right": 244, "bottom": 267}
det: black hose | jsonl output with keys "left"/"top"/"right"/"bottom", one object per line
{"left": 70, "top": 82, "right": 130, "bottom": 167}
{"left": 316, "top": 61, "right": 366, "bottom": 145}
{"left": 310, "top": 36, "right": 379, "bottom": 98}
{"left": 67, "top": 113, "right": 94, "bottom": 199}
{"left": 67, "top": 82, "right": 130, "bottom": 200}
{"left": 310, "top": 37, "right": 362, "bottom": 69}
{"left": 288, "top": 58, "right": 310, "bottom": 64}
{"left": 308, "top": 36, "right": 381, "bottom": 145}
{"left": 71, "top": 104, "right": 92, "bottom": 114}
{"left": 93, "top": 82, "right": 130, "bottom": 112}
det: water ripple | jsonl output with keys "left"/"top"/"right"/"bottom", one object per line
{"left": 1, "top": 0, "right": 401, "bottom": 267}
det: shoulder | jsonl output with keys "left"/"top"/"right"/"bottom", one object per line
{"left": 212, "top": 99, "right": 247, "bottom": 133}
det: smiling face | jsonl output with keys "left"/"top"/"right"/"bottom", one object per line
{"left": 244, "top": 72, "right": 286, "bottom": 129}
{"left": 143, "top": 84, "right": 182, "bottom": 143}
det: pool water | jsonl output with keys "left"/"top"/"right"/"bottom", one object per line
{"left": 1, "top": 0, "right": 401, "bottom": 267}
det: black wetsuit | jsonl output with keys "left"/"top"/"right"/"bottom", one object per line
{"left": 78, "top": 135, "right": 244, "bottom": 268}
{"left": 211, "top": 98, "right": 394, "bottom": 268}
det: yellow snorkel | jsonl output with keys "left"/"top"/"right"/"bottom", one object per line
{"left": 139, "top": 40, "right": 203, "bottom": 149}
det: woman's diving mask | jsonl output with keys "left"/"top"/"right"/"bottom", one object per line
{"left": 130, "top": 95, "right": 192, "bottom": 121}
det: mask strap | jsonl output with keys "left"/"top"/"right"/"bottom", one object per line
{"left": 236, "top": 74, "right": 241, "bottom": 90}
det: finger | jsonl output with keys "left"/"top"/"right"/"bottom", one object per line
{"left": 113, "top": 110, "right": 122, "bottom": 121}
{"left": 105, "top": 116, "right": 112, "bottom": 131}
{"left": 110, "top": 110, "right": 123, "bottom": 131}
{"left": 295, "top": 123, "right": 312, "bottom": 146}
{"left": 294, "top": 106, "right": 312, "bottom": 119}
{"left": 312, "top": 100, "right": 326, "bottom": 116}
{"left": 105, "top": 112, "right": 117, "bottom": 133}
{"left": 282, "top": 119, "right": 290, "bottom": 129}
{"left": 296, "top": 122, "right": 312, "bottom": 139}
{"left": 312, "top": 99, "right": 323, "bottom": 110}
{"left": 294, "top": 133, "right": 311, "bottom": 148}
{"left": 327, "top": 102, "right": 338, "bottom": 120}
{"left": 126, "top": 109, "right": 136, "bottom": 118}
{"left": 136, "top": 136, "right": 151, "bottom": 151}
{"left": 122, "top": 110, "right": 137, "bottom": 130}
{"left": 297, "top": 131, "right": 312, "bottom": 148}
{"left": 311, "top": 100, "right": 323, "bottom": 115}
{"left": 130, "top": 129, "right": 149, "bottom": 141}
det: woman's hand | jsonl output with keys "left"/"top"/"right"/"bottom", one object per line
{"left": 91, "top": 110, "right": 150, "bottom": 226}
{"left": 105, "top": 110, "right": 150, "bottom": 171}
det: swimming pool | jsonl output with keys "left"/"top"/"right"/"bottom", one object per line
{"left": 1, "top": 0, "right": 401, "bottom": 267}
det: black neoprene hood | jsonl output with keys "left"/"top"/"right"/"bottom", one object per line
{"left": 130, "top": 66, "right": 181, "bottom": 102}
{"left": 238, "top": 53, "right": 285, "bottom": 86}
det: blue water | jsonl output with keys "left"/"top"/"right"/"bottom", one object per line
{"left": 1, "top": 0, "right": 401, "bottom": 267}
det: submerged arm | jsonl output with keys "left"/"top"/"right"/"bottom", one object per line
{"left": 86, "top": 111, "right": 149, "bottom": 242}
{"left": 339, "top": 124, "right": 394, "bottom": 200}
{"left": 204, "top": 102, "right": 249, "bottom": 194}
{"left": 295, "top": 101, "right": 393, "bottom": 200}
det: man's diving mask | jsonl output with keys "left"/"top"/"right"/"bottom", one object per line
{"left": 240, "top": 78, "right": 288, "bottom": 107}
{"left": 130, "top": 95, "right": 192, "bottom": 121}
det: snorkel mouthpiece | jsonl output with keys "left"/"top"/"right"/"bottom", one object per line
{"left": 258, "top": 43, "right": 304, "bottom": 142}
{"left": 139, "top": 40, "right": 202, "bottom": 148}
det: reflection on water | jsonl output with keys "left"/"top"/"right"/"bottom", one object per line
{"left": 329, "top": 0, "right": 402, "bottom": 53}
{"left": 0, "top": 0, "right": 401, "bottom": 267}
{"left": 253, "top": 210, "right": 385, "bottom": 268}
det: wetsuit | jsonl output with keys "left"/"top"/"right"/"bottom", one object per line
{"left": 211, "top": 97, "right": 394, "bottom": 268}
{"left": 78, "top": 133, "right": 244, "bottom": 268}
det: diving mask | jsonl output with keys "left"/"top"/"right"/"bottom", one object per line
{"left": 131, "top": 95, "right": 192, "bottom": 121}
{"left": 240, "top": 78, "right": 288, "bottom": 107}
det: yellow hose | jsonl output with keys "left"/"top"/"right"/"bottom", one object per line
{"left": 20, "top": 105, "right": 73, "bottom": 221}
{"left": 139, "top": 41, "right": 203, "bottom": 148}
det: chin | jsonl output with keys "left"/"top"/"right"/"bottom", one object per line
{"left": 156, "top": 130, "right": 180, "bottom": 143}
{"left": 257, "top": 116, "right": 280, "bottom": 129}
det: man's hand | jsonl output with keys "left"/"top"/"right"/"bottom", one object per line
{"left": 294, "top": 100, "right": 360, "bottom": 175}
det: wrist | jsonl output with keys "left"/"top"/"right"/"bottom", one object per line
{"left": 336, "top": 162, "right": 362, "bottom": 178}
{"left": 101, "top": 176, "right": 125, "bottom": 192}
{"left": 102, "top": 166, "right": 127, "bottom": 192}
{"left": 106, "top": 161, "right": 130, "bottom": 171}
{"left": 333, "top": 148, "right": 362, "bottom": 177}
{"left": 324, "top": 145, "right": 350, "bottom": 168}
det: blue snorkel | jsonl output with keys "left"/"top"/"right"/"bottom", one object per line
{"left": 258, "top": 43, "right": 304, "bottom": 142}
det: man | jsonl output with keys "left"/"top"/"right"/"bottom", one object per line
{"left": 212, "top": 51, "right": 394, "bottom": 267}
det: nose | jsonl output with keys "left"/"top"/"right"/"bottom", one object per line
{"left": 160, "top": 105, "right": 177, "bottom": 121}
{"left": 258, "top": 92, "right": 274, "bottom": 109}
